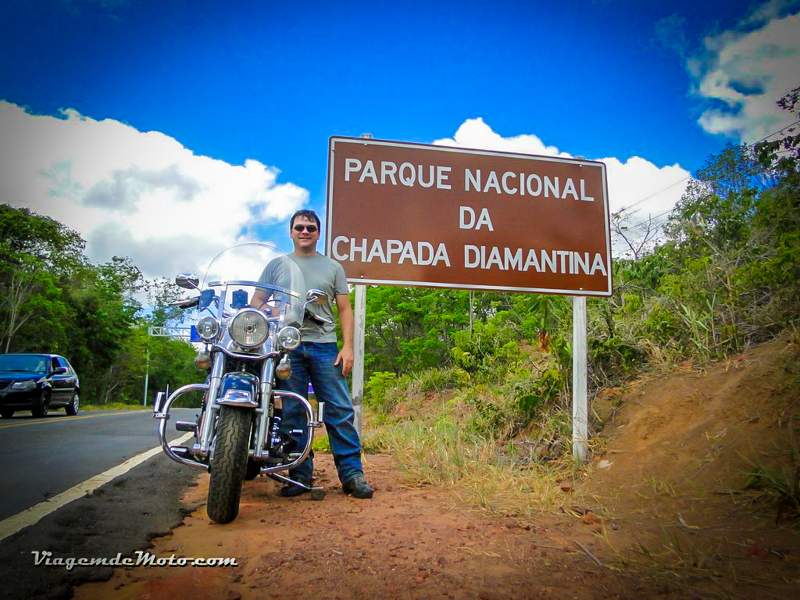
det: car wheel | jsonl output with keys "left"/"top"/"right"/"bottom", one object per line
{"left": 32, "top": 390, "right": 50, "bottom": 418}
{"left": 0, "top": 408, "right": 14, "bottom": 419}
{"left": 66, "top": 392, "right": 80, "bottom": 416}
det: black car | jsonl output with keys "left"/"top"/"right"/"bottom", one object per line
{"left": 0, "top": 353, "right": 80, "bottom": 418}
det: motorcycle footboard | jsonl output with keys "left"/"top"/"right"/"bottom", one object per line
{"left": 268, "top": 473, "right": 325, "bottom": 500}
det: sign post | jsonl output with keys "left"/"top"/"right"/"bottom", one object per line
{"left": 351, "top": 284, "right": 367, "bottom": 435}
{"left": 572, "top": 296, "right": 588, "bottom": 462}
{"left": 325, "top": 137, "right": 611, "bottom": 461}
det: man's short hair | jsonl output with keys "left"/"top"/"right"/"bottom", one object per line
{"left": 289, "top": 209, "right": 321, "bottom": 231}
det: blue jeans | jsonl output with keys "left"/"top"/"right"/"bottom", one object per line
{"left": 280, "top": 342, "right": 363, "bottom": 484}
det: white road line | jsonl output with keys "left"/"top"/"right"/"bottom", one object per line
{"left": 0, "top": 432, "right": 194, "bottom": 542}
{"left": 0, "top": 411, "right": 142, "bottom": 430}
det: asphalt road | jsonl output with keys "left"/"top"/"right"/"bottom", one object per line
{"left": 0, "top": 408, "right": 202, "bottom": 600}
{"left": 0, "top": 408, "right": 196, "bottom": 520}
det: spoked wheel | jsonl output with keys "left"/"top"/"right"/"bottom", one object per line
{"left": 206, "top": 407, "right": 252, "bottom": 524}
{"left": 32, "top": 390, "right": 50, "bottom": 418}
{"left": 66, "top": 392, "right": 80, "bottom": 416}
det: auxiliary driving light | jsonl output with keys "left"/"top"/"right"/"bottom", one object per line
{"left": 196, "top": 316, "right": 220, "bottom": 341}
{"left": 277, "top": 326, "right": 301, "bottom": 350}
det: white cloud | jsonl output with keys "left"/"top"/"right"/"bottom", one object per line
{"left": 741, "top": 0, "right": 799, "bottom": 26}
{"left": 694, "top": 9, "right": 800, "bottom": 141}
{"left": 434, "top": 118, "right": 690, "bottom": 256}
{"left": 434, "top": 118, "right": 570, "bottom": 158}
{"left": 0, "top": 101, "right": 307, "bottom": 278}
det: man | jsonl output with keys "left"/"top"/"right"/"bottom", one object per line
{"left": 260, "top": 209, "right": 373, "bottom": 499}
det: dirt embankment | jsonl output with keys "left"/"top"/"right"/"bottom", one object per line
{"left": 582, "top": 336, "right": 800, "bottom": 596}
{"left": 75, "top": 337, "right": 799, "bottom": 599}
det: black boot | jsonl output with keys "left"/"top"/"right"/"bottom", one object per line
{"left": 342, "top": 474, "right": 374, "bottom": 499}
{"left": 279, "top": 477, "right": 311, "bottom": 497}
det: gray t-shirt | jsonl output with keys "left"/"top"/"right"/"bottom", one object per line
{"left": 259, "top": 252, "right": 348, "bottom": 343}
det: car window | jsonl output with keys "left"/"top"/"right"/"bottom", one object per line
{"left": 51, "top": 357, "right": 60, "bottom": 371}
{"left": 56, "top": 357, "right": 69, "bottom": 369}
{"left": 0, "top": 355, "right": 48, "bottom": 372}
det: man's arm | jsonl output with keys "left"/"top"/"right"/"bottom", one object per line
{"left": 250, "top": 288, "right": 268, "bottom": 309}
{"left": 333, "top": 293, "right": 354, "bottom": 377}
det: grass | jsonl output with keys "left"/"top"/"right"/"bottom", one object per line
{"left": 82, "top": 402, "right": 149, "bottom": 411}
{"left": 363, "top": 386, "right": 582, "bottom": 516}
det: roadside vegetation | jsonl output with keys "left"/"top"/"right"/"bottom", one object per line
{"left": 361, "top": 87, "right": 800, "bottom": 518}
{"left": 0, "top": 205, "right": 202, "bottom": 405}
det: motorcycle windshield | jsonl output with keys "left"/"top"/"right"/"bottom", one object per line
{"left": 200, "top": 243, "right": 306, "bottom": 323}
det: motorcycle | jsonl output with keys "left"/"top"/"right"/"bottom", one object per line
{"left": 154, "top": 243, "right": 327, "bottom": 523}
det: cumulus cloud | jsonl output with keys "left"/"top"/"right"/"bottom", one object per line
{"left": 693, "top": 7, "right": 800, "bottom": 141}
{"left": 434, "top": 118, "right": 689, "bottom": 256}
{"left": 0, "top": 101, "right": 308, "bottom": 278}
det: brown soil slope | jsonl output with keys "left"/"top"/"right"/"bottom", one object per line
{"left": 583, "top": 335, "right": 800, "bottom": 596}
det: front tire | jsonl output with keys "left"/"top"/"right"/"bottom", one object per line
{"left": 65, "top": 392, "right": 79, "bottom": 416}
{"left": 207, "top": 407, "right": 252, "bottom": 524}
{"left": 32, "top": 390, "right": 50, "bottom": 418}
{"left": 0, "top": 408, "right": 13, "bottom": 419}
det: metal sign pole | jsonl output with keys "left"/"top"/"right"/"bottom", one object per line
{"left": 351, "top": 284, "right": 367, "bottom": 436}
{"left": 572, "top": 296, "right": 588, "bottom": 462}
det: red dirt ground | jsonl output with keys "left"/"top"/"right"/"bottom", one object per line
{"left": 75, "top": 336, "right": 800, "bottom": 599}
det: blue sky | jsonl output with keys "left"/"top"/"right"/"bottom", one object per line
{"left": 1, "top": 0, "right": 798, "bottom": 274}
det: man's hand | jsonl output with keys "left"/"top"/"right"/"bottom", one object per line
{"left": 335, "top": 293, "right": 355, "bottom": 377}
{"left": 334, "top": 346, "right": 354, "bottom": 377}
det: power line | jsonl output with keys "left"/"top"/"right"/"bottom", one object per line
{"left": 616, "top": 118, "right": 800, "bottom": 232}
{"left": 614, "top": 175, "right": 690, "bottom": 215}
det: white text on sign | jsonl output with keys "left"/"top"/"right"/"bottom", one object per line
{"left": 343, "top": 158, "right": 594, "bottom": 201}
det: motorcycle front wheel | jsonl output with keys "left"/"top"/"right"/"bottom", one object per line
{"left": 207, "top": 406, "right": 252, "bottom": 524}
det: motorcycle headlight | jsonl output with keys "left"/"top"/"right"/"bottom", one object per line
{"left": 196, "top": 316, "right": 220, "bottom": 341}
{"left": 11, "top": 380, "right": 36, "bottom": 391}
{"left": 277, "top": 326, "right": 301, "bottom": 350}
{"left": 229, "top": 309, "right": 269, "bottom": 348}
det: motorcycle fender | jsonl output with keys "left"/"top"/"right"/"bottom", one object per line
{"left": 216, "top": 372, "right": 259, "bottom": 408}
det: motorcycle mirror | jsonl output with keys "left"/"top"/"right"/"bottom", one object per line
{"left": 306, "top": 289, "right": 329, "bottom": 305}
{"left": 175, "top": 273, "right": 200, "bottom": 290}
{"left": 173, "top": 296, "right": 200, "bottom": 309}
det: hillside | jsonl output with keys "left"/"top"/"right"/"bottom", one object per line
{"left": 582, "top": 334, "right": 799, "bottom": 596}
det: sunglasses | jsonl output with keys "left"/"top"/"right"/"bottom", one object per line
{"left": 293, "top": 224, "right": 318, "bottom": 233}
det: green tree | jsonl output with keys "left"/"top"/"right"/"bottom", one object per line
{"left": 0, "top": 204, "right": 84, "bottom": 352}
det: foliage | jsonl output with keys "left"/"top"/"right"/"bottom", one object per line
{"left": 363, "top": 88, "right": 800, "bottom": 477}
{"left": 0, "top": 204, "right": 84, "bottom": 352}
{"left": 0, "top": 203, "right": 203, "bottom": 405}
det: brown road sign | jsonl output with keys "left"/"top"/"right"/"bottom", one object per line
{"left": 325, "top": 137, "right": 612, "bottom": 296}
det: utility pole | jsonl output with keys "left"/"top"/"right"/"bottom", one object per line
{"left": 142, "top": 344, "right": 150, "bottom": 406}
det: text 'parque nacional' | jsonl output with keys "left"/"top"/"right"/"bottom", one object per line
{"left": 344, "top": 158, "right": 596, "bottom": 201}
{"left": 326, "top": 137, "right": 612, "bottom": 296}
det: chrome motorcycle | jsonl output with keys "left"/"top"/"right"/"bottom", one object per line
{"left": 154, "top": 243, "right": 326, "bottom": 523}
